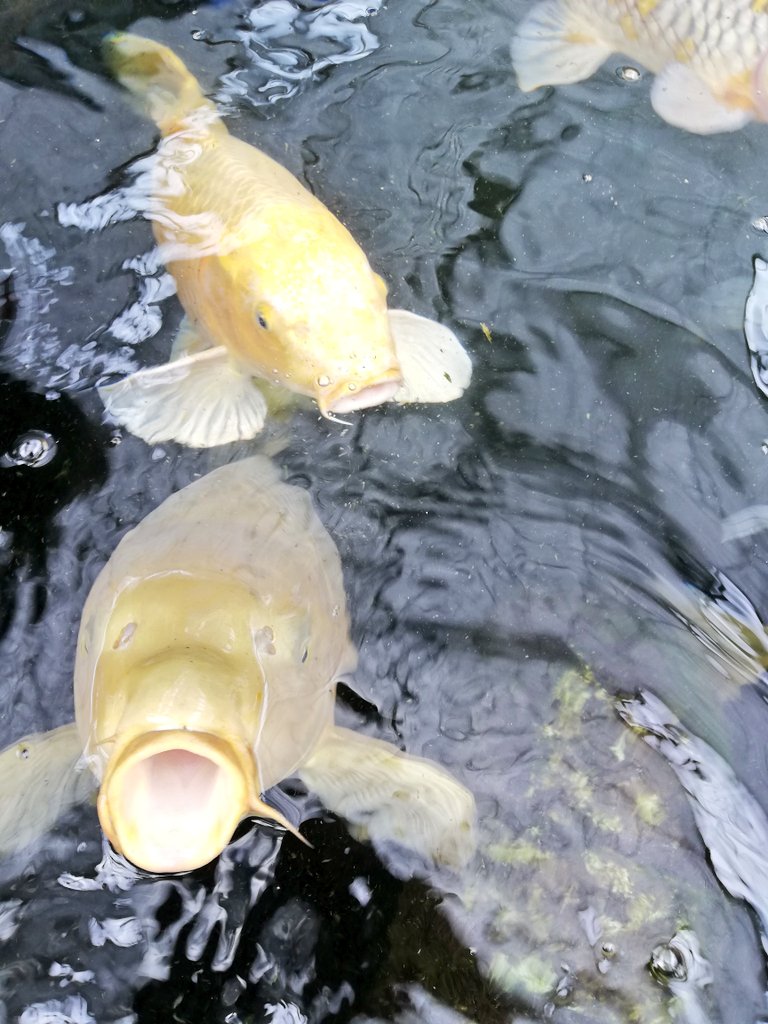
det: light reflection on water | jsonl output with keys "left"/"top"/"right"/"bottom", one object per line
{"left": 2, "top": 0, "right": 768, "bottom": 1021}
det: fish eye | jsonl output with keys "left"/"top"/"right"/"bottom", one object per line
{"left": 257, "top": 311, "right": 268, "bottom": 330}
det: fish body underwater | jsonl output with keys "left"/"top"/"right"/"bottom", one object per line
{"left": 98, "top": 34, "right": 472, "bottom": 448}
{"left": 0, "top": 458, "right": 475, "bottom": 873}
{"left": 511, "top": 0, "right": 768, "bottom": 134}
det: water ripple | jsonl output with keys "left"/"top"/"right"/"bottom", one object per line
{"left": 217, "top": 0, "right": 382, "bottom": 110}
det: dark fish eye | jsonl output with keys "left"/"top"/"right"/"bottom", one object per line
{"left": 257, "top": 313, "right": 268, "bottom": 329}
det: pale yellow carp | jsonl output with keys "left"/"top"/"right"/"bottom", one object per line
{"left": 0, "top": 458, "right": 475, "bottom": 873}
{"left": 97, "top": 34, "right": 472, "bottom": 448}
{"left": 511, "top": 0, "right": 768, "bottom": 134}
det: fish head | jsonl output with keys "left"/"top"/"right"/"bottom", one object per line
{"left": 88, "top": 614, "right": 304, "bottom": 873}
{"left": 224, "top": 208, "right": 403, "bottom": 415}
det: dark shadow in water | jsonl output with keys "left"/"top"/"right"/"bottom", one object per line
{"left": 0, "top": 1, "right": 223, "bottom": 98}
{"left": 0, "top": 366, "right": 109, "bottom": 616}
{"left": 135, "top": 818, "right": 522, "bottom": 1024}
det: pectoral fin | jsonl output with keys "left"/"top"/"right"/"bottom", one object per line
{"left": 98, "top": 347, "right": 268, "bottom": 448}
{"left": 0, "top": 724, "right": 96, "bottom": 856}
{"left": 650, "top": 64, "right": 752, "bottom": 134}
{"left": 510, "top": 0, "right": 612, "bottom": 92}
{"left": 169, "top": 316, "right": 216, "bottom": 360}
{"left": 389, "top": 310, "right": 472, "bottom": 405}
{"left": 298, "top": 725, "right": 476, "bottom": 868}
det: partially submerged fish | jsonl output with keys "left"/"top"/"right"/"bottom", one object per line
{"left": 0, "top": 458, "right": 475, "bottom": 873}
{"left": 98, "top": 34, "right": 472, "bottom": 448}
{"left": 511, "top": 0, "right": 768, "bottom": 134}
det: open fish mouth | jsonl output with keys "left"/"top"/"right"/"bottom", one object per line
{"left": 323, "top": 377, "right": 401, "bottom": 415}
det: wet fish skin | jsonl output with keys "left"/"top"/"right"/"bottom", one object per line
{"left": 0, "top": 458, "right": 476, "bottom": 874}
{"left": 98, "top": 34, "right": 472, "bottom": 448}
{"left": 511, "top": 0, "right": 768, "bottom": 134}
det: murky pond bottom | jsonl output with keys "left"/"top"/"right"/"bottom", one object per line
{"left": 3, "top": 0, "right": 768, "bottom": 1021}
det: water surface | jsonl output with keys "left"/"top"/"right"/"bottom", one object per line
{"left": 2, "top": 0, "right": 768, "bottom": 1020}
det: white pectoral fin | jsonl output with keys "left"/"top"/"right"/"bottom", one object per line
{"left": 169, "top": 316, "right": 216, "bottom": 360}
{"left": 389, "top": 310, "right": 472, "bottom": 405}
{"left": 510, "top": 0, "right": 611, "bottom": 92}
{"left": 298, "top": 725, "right": 476, "bottom": 868}
{"left": 0, "top": 723, "right": 96, "bottom": 856}
{"left": 650, "top": 64, "right": 752, "bottom": 134}
{"left": 98, "top": 346, "right": 268, "bottom": 448}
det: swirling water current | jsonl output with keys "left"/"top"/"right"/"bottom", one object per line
{"left": 3, "top": 0, "right": 768, "bottom": 1021}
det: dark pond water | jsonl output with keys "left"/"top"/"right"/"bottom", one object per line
{"left": 3, "top": 0, "right": 768, "bottom": 1021}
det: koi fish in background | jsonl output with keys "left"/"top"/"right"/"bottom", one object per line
{"left": 511, "top": 0, "right": 768, "bottom": 134}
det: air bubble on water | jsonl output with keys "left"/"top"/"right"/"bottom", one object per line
{"left": 616, "top": 65, "right": 641, "bottom": 81}
{"left": 649, "top": 941, "right": 686, "bottom": 982}
{"left": 191, "top": 29, "right": 205, "bottom": 41}
{"left": 347, "top": 382, "right": 357, "bottom": 391}
{"left": 762, "top": 440, "right": 768, "bottom": 455}
{"left": 45, "top": 390, "right": 60, "bottom": 401}
{"left": 752, "top": 217, "right": 768, "bottom": 233}
{"left": 1, "top": 430, "right": 57, "bottom": 469}
{"left": 582, "top": 173, "right": 592, "bottom": 183}
{"left": 317, "top": 375, "right": 331, "bottom": 387}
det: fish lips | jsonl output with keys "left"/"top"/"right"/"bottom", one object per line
{"left": 319, "top": 373, "right": 402, "bottom": 417}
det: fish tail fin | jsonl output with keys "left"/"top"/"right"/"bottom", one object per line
{"left": 103, "top": 32, "right": 218, "bottom": 134}
{"left": 510, "top": 0, "right": 612, "bottom": 92}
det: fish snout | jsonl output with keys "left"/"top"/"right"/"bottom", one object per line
{"left": 98, "top": 730, "right": 251, "bottom": 873}
{"left": 320, "top": 375, "right": 402, "bottom": 416}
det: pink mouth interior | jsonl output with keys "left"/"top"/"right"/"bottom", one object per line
{"left": 118, "top": 748, "right": 227, "bottom": 870}
{"left": 329, "top": 379, "right": 400, "bottom": 414}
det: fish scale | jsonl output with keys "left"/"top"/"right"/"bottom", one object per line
{"left": 513, "top": 0, "right": 768, "bottom": 133}
{"left": 582, "top": 0, "right": 760, "bottom": 74}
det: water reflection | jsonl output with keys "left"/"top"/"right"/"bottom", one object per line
{"left": 2, "top": 0, "right": 768, "bottom": 1020}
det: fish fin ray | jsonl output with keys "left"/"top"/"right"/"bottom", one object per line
{"left": 650, "top": 63, "right": 752, "bottom": 133}
{"left": 0, "top": 724, "right": 95, "bottom": 856}
{"left": 99, "top": 347, "right": 268, "bottom": 448}
{"left": 170, "top": 316, "right": 216, "bottom": 360}
{"left": 389, "top": 309, "right": 472, "bottom": 405}
{"left": 510, "top": 0, "right": 611, "bottom": 91}
{"left": 298, "top": 725, "right": 476, "bottom": 868}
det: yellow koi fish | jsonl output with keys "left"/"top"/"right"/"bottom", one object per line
{"left": 98, "top": 34, "right": 472, "bottom": 448}
{"left": 0, "top": 458, "right": 475, "bottom": 873}
{"left": 511, "top": 0, "right": 768, "bottom": 134}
